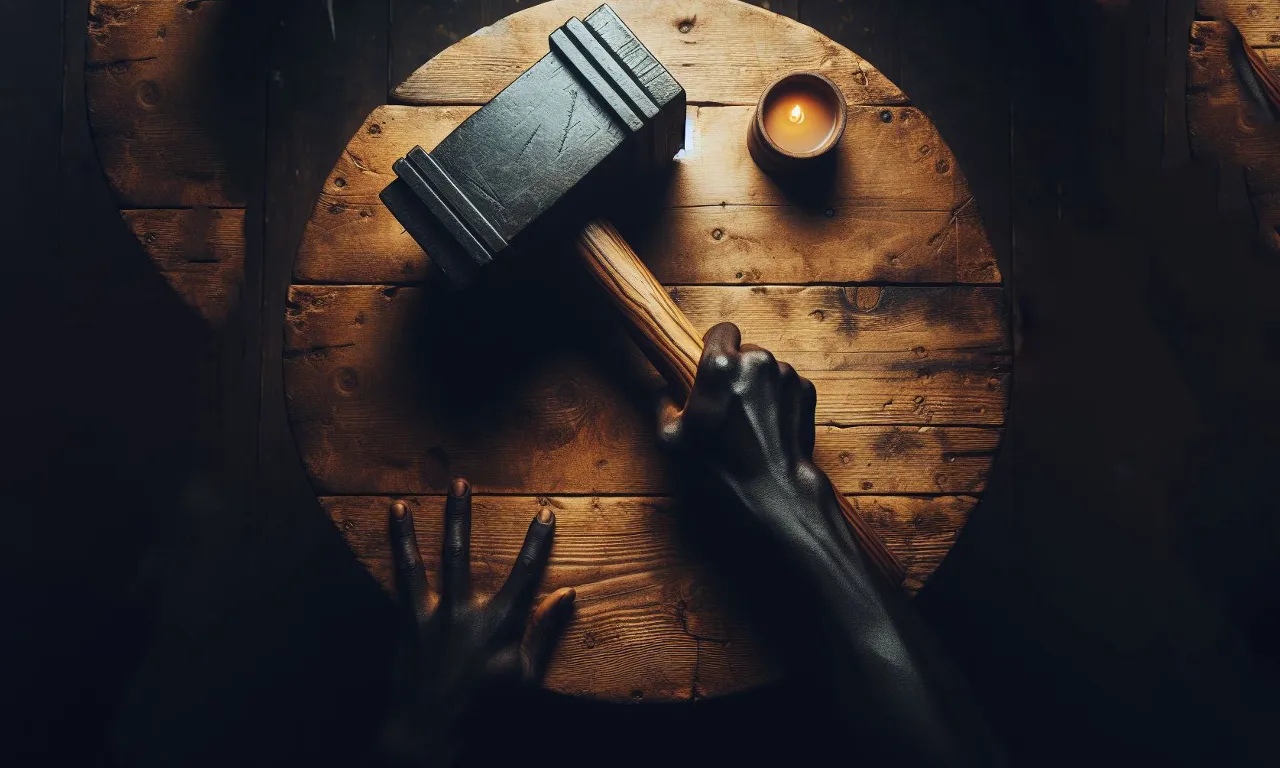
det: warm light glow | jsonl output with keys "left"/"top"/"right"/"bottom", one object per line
{"left": 789, "top": 104, "right": 805, "bottom": 124}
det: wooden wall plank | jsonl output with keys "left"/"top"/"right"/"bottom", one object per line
{"left": 123, "top": 208, "right": 245, "bottom": 324}
{"left": 283, "top": 283, "right": 1004, "bottom": 494}
{"left": 1198, "top": 0, "right": 1280, "bottom": 47}
{"left": 295, "top": 104, "right": 970, "bottom": 283}
{"left": 325, "top": 492, "right": 974, "bottom": 697}
{"left": 391, "top": 0, "right": 906, "bottom": 105}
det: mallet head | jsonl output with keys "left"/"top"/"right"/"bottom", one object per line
{"left": 380, "top": 4, "right": 686, "bottom": 286}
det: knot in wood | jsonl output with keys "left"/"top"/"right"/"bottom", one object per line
{"left": 853, "top": 285, "right": 882, "bottom": 311}
{"left": 135, "top": 80, "right": 161, "bottom": 108}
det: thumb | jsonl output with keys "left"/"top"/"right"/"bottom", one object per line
{"left": 522, "top": 587, "right": 577, "bottom": 682}
{"left": 656, "top": 395, "right": 684, "bottom": 452}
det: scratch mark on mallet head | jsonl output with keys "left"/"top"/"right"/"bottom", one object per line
{"left": 519, "top": 125, "right": 541, "bottom": 157}
{"left": 559, "top": 89, "right": 579, "bottom": 155}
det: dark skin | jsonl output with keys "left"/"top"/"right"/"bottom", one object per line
{"left": 368, "top": 479, "right": 575, "bottom": 767}
{"left": 375, "top": 325, "right": 999, "bottom": 766}
{"left": 657, "top": 322, "right": 1004, "bottom": 767}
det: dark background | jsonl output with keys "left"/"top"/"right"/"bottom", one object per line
{"left": 3, "top": 0, "right": 1277, "bottom": 765}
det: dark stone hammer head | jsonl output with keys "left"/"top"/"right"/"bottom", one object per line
{"left": 380, "top": 4, "right": 686, "bottom": 286}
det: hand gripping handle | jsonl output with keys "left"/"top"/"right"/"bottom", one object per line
{"left": 574, "top": 218, "right": 906, "bottom": 586}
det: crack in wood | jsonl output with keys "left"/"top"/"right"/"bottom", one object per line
{"left": 282, "top": 342, "right": 356, "bottom": 360}
{"left": 86, "top": 55, "right": 158, "bottom": 71}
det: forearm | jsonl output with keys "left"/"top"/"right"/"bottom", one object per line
{"left": 788, "top": 491, "right": 1002, "bottom": 767}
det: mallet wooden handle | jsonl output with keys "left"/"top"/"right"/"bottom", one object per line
{"left": 575, "top": 219, "right": 907, "bottom": 587}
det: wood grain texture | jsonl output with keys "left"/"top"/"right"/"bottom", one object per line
{"left": 283, "top": 283, "right": 1004, "bottom": 494}
{"left": 392, "top": 0, "right": 907, "bottom": 106}
{"left": 800, "top": 0, "right": 901, "bottom": 85}
{"left": 89, "top": 0, "right": 219, "bottom": 60}
{"left": 1198, "top": 0, "right": 1280, "bottom": 47}
{"left": 1188, "top": 21, "right": 1280, "bottom": 249}
{"left": 325, "top": 492, "right": 975, "bottom": 697}
{"left": 123, "top": 208, "right": 245, "bottom": 324}
{"left": 295, "top": 104, "right": 978, "bottom": 283}
{"left": 390, "top": 0, "right": 486, "bottom": 89}
{"left": 576, "top": 219, "right": 704, "bottom": 396}
{"left": 86, "top": 0, "right": 244, "bottom": 207}
{"left": 86, "top": 0, "right": 251, "bottom": 329}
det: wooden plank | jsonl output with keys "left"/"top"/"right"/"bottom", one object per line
{"left": 295, "top": 104, "right": 970, "bottom": 283}
{"left": 88, "top": 0, "right": 220, "bottom": 60}
{"left": 1188, "top": 22, "right": 1280, "bottom": 178}
{"left": 1188, "top": 21, "right": 1280, "bottom": 249}
{"left": 801, "top": 0, "right": 900, "bottom": 86}
{"left": 123, "top": 208, "right": 245, "bottom": 324}
{"left": 325, "top": 492, "right": 976, "bottom": 697}
{"left": 86, "top": 0, "right": 244, "bottom": 207}
{"left": 1166, "top": 0, "right": 1199, "bottom": 167}
{"left": 624, "top": 195, "right": 999, "bottom": 285}
{"left": 259, "top": 0, "right": 391, "bottom": 495}
{"left": 1198, "top": 0, "right": 1280, "bottom": 47}
{"left": 391, "top": 0, "right": 907, "bottom": 105}
{"left": 390, "top": 0, "right": 486, "bottom": 93}
{"left": 283, "top": 283, "right": 1004, "bottom": 494}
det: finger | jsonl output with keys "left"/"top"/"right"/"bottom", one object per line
{"left": 656, "top": 395, "right": 684, "bottom": 451}
{"left": 702, "top": 321, "right": 742, "bottom": 357}
{"left": 684, "top": 324, "right": 742, "bottom": 437}
{"left": 736, "top": 344, "right": 780, "bottom": 392}
{"left": 491, "top": 509, "right": 557, "bottom": 636}
{"left": 389, "top": 500, "right": 430, "bottom": 625}
{"left": 439, "top": 478, "right": 472, "bottom": 621}
{"left": 522, "top": 587, "right": 577, "bottom": 682}
{"left": 697, "top": 322, "right": 743, "bottom": 388}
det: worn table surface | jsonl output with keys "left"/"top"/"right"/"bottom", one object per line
{"left": 86, "top": 0, "right": 1010, "bottom": 702}
{"left": 282, "top": 0, "right": 1007, "bottom": 701}
{"left": 53, "top": 0, "right": 1280, "bottom": 759}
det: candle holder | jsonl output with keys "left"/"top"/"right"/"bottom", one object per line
{"left": 747, "top": 71, "right": 847, "bottom": 176}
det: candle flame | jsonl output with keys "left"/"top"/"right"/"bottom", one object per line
{"left": 789, "top": 104, "right": 805, "bottom": 124}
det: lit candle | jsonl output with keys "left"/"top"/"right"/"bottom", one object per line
{"left": 748, "top": 72, "right": 847, "bottom": 174}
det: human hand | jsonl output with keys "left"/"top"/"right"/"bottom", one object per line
{"left": 656, "top": 322, "right": 853, "bottom": 568}
{"left": 370, "top": 479, "right": 575, "bottom": 767}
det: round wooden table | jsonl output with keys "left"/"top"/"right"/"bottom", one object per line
{"left": 286, "top": 0, "right": 1008, "bottom": 702}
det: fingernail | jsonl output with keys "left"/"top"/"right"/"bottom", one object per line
{"left": 537, "top": 507, "right": 554, "bottom": 525}
{"left": 450, "top": 478, "right": 469, "bottom": 498}
{"left": 391, "top": 501, "right": 408, "bottom": 520}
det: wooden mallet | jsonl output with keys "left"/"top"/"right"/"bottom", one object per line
{"left": 380, "top": 3, "right": 906, "bottom": 586}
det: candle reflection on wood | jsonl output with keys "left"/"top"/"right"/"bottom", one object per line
{"left": 748, "top": 71, "right": 847, "bottom": 175}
